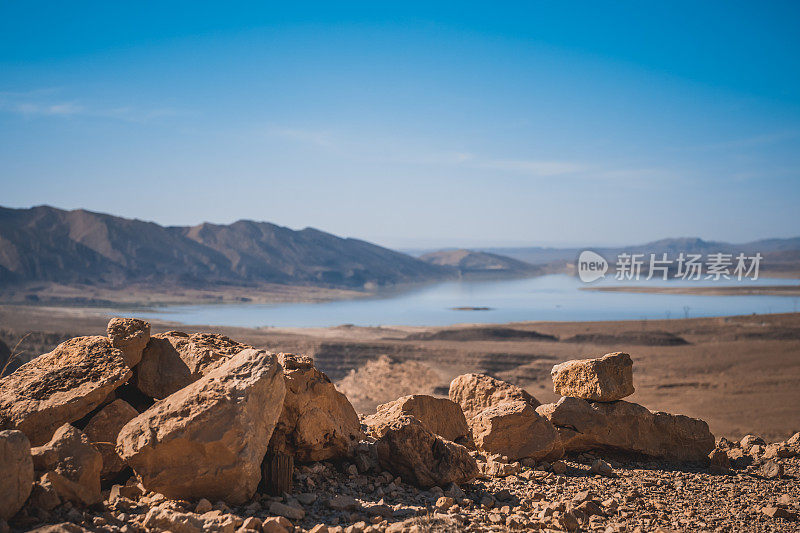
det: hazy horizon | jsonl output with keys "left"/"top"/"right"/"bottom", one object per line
{"left": 3, "top": 2, "right": 800, "bottom": 248}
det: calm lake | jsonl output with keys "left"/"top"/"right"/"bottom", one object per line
{"left": 129, "top": 274, "right": 800, "bottom": 328}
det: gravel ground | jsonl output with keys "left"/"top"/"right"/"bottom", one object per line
{"left": 7, "top": 439, "right": 799, "bottom": 533}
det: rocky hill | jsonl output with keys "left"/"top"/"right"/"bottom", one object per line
{"left": 0, "top": 206, "right": 449, "bottom": 290}
{"left": 418, "top": 249, "right": 542, "bottom": 278}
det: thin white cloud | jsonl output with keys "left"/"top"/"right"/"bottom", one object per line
{"left": 0, "top": 90, "right": 180, "bottom": 123}
{"left": 0, "top": 99, "right": 84, "bottom": 116}
{"left": 261, "top": 123, "right": 679, "bottom": 184}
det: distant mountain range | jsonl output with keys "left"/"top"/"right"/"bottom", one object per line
{"left": 476, "top": 237, "right": 800, "bottom": 274}
{"left": 477, "top": 236, "right": 800, "bottom": 266}
{"left": 0, "top": 205, "right": 447, "bottom": 289}
{"left": 2, "top": 205, "right": 798, "bottom": 295}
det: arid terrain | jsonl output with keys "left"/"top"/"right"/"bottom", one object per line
{"left": 0, "top": 310, "right": 798, "bottom": 533}
{"left": 2, "top": 305, "right": 798, "bottom": 441}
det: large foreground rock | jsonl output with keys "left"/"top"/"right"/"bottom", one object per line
{"left": 367, "top": 414, "right": 478, "bottom": 488}
{"left": 470, "top": 401, "right": 563, "bottom": 461}
{"left": 268, "top": 354, "right": 363, "bottom": 462}
{"left": 0, "top": 429, "right": 33, "bottom": 519}
{"left": 106, "top": 318, "right": 150, "bottom": 367}
{"left": 31, "top": 424, "right": 102, "bottom": 506}
{"left": 135, "top": 331, "right": 252, "bottom": 399}
{"left": 117, "top": 348, "right": 285, "bottom": 504}
{"left": 449, "top": 373, "right": 540, "bottom": 420}
{"left": 551, "top": 352, "right": 634, "bottom": 402}
{"left": 82, "top": 399, "right": 139, "bottom": 481}
{"left": 0, "top": 336, "right": 132, "bottom": 446}
{"left": 365, "top": 394, "right": 472, "bottom": 445}
{"left": 537, "top": 397, "right": 714, "bottom": 462}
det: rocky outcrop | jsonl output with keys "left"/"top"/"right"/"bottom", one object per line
{"left": 268, "top": 354, "right": 363, "bottom": 462}
{"left": 106, "top": 318, "right": 150, "bottom": 367}
{"left": 0, "top": 429, "right": 33, "bottom": 520}
{"left": 31, "top": 424, "right": 102, "bottom": 506}
{"left": 117, "top": 348, "right": 285, "bottom": 504}
{"left": 82, "top": 399, "right": 139, "bottom": 481}
{"left": 536, "top": 397, "right": 714, "bottom": 462}
{"left": 134, "top": 331, "right": 252, "bottom": 399}
{"left": 367, "top": 414, "right": 478, "bottom": 488}
{"left": 364, "top": 394, "right": 472, "bottom": 445}
{"left": 470, "top": 401, "right": 563, "bottom": 461}
{"left": 449, "top": 373, "right": 539, "bottom": 420}
{"left": 0, "top": 336, "right": 132, "bottom": 446}
{"left": 550, "top": 352, "right": 634, "bottom": 402}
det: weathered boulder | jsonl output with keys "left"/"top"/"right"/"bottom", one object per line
{"left": 365, "top": 394, "right": 472, "bottom": 446}
{"left": 117, "top": 348, "right": 285, "bottom": 504}
{"left": 82, "top": 399, "right": 139, "bottom": 481}
{"left": 143, "top": 507, "right": 236, "bottom": 533}
{"left": 28, "top": 523, "right": 90, "bottom": 533}
{"left": 708, "top": 448, "right": 731, "bottom": 472}
{"left": 31, "top": 424, "right": 102, "bottom": 506}
{"left": 0, "top": 336, "right": 132, "bottom": 446}
{"left": 268, "top": 354, "right": 363, "bottom": 462}
{"left": 0, "top": 430, "right": 33, "bottom": 520}
{"left": 28, "top": 475, "right": 62, "bottom": 511}
{"left": 550, "top": 352, "right": 634, "bottom": 402}
{"left": 470, "top": 401, "right": 563, "bottom": 461}
{"left": 367, "top": 414, "right": 478, "bottom": 488}
{"left": 135, "top": 331, "right": 252, "bottom": 399}
{"left": 536, "top": 397, "right": 714, "bottom": 462}
{"left": 763, "top": 442, "right": 794, "bottom": 459}
{"left": 106, "top": 318, "right": 150, "bottom": 367}
{"left": 740, "top": 434, "right": 765, "bottom": 451}
{"left": 478, "top": 458, "right": 522, "bottom": 478}
{"left": 449, "top": 373, "right": 540, "bottom": 420}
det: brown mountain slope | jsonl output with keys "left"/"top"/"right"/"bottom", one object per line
{"left": 0, "top": 205, "right": 450, "bottom": 289}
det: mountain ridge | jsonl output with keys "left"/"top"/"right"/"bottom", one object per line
{"left": 0, "top": 205, "right": 449, "bottom": 290}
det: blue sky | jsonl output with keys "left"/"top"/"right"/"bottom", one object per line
{"left": 1, "top": 2, "right": 799, "bottom": 248}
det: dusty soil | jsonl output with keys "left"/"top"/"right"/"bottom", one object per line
{"left": 1, "top": 306, "right": 799, "bottom": 441}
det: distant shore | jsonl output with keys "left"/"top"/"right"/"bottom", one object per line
{"left": 582, "top": 284, "right": 800, "bottom": 297}
{"left": 0, "top": 282, "right": 371, "bottom": 308}
{"left": 0, "top": 270, "right": 551, "bottom": 309}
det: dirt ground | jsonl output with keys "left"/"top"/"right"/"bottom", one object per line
{"left": 1, "top": 304, "right": 798, "bottom": 442}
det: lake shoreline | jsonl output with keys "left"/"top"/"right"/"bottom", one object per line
{"left": 583, "top": 283, "right": 800, "bottom": 296}
{"left": 3, "top": 274, "right": 800, "bottom": 329}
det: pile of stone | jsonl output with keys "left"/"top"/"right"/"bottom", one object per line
{"left": 0, "top": 319, "right": 366, "bottom": 526}
{"left": 0, "top": 320, "right": 790, "bottom": 532}
{"left": 538, "top": 352, "right": 715, "bottom": 463}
